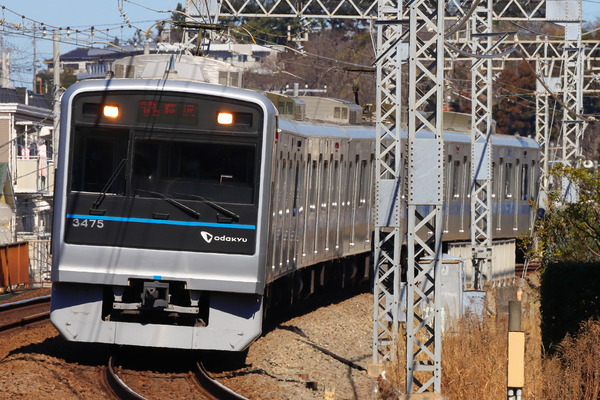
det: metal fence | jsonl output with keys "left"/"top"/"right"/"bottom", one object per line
{"left": 27, "top": 239, "right": 52, "bottom": 286}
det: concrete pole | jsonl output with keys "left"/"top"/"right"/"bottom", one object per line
{"left": 52, "top": 30, "right": 61, "bottom": 172}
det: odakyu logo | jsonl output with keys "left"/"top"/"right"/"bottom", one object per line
{"left": 201, "top": 231, "right": 248, "bottom": 243}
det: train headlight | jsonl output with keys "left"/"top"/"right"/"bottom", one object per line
{"left": 217, "top": 112, "right": 234, "bottom": 125}
{"left": 103, "top": 105, "right": 120, "bottom": 118}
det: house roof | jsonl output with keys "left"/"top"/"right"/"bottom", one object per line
{"left": 0, "top": 88, "right": 21, "bottom": 103}
{"left": 0, "top": 88, "right": 51, "bottom": 109}
{"left": 57, "top": 46, "right": 129, "bottom": 62}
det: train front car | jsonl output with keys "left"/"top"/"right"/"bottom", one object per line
{"left": 50, "top": 79, "right": 276, "bottom": 352}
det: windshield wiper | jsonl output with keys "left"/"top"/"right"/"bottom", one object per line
{"left": 136, "top": 189, "right": 201, "bottom": 219}
{"left": 174, "top": 193, "right": 240, "bottom": 222}
{"left": 92, "top": 158, "right": 127, "bottom": 210}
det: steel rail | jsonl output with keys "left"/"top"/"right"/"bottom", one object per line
{"left": 0, "top": 295, "right": 51, "bottom": 332}
{"left": 104, "top": 356, "right": 150, "bottom": 400}
{"left": 193, "top": 361, "right": 250, "bottom": 400}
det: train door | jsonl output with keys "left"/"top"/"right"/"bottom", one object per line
{"left": 315, "top": 152, "right": 331, "bottom": 262}
{"left": 460, "top": 155, "right": 469, "bottom": 237}
{"left": 500, "top": 155, "right": 516, "bottom": 237}
{"left": 518, "top": 158, "right": 529, "bottom": 231}
{"left": 272, "top": 148, "right": 295, "bottom": 276}
{"left": 328, "top": 155, "right": 342, "bottom": 257}
{"left": 344, "top": 149, "right": 359, "bottom": 255}
{"left": 444, "top": 153, "right": 453, "bottom": 236}
{"left": 289, "top": 156, "right": 303, "bottom": 269}
{"left": 338, "top": 148, "right": 354, "bottom": 254}
{"left": 295, "top": 140, "right": 309, "bottom": 269}
{"left": 352, "top": 147, "right": 372, "bottom": 253}
{"left": 302, "top": 152, "right": 318, "bottom": 265}
{"left": 269, "top": 147, "right": 286, "bottom": 279}
{"left": 496, "top": 157, "right": 505, "bottom": 236}
{"left": 449, "top": 156, "right": 463, "bottom": 239}
{"left": 282, "top": 151, "right": 296, "bottom": 270}
{"left": 491, "top": 159, "right": 498, "bottom": 238}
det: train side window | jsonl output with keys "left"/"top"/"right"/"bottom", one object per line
{"left": 521, "top": 164, "right": 529, "bottom": 201}
{"left": 334, "top": 107, "right": 341, "bottom": 119}
{"left": 346, "top": 160, "right": 354, "bottom": 208}
{"left": 272, "top": 158, "right": 281, "bottom": 213}
{"left": 309, "top": 158, "right": 318, "bottom": 212}
{"left": 504, "top": 162, "right": 513, "bottom": 199}
{"left": 281, "top": 159, "right": 287, "bottom": 211}
{"left": 463, "top": 156, "right": 469, "bottom": 199}
{"left": 491, "top": 161, "right": 497, "bottom": 197}
{"left": 446, "top": 155, "right": 452, "bottom": 199}
{"left": 531, "top": 160, "right": 538, "bottom": 200}
{"left": 321, "top": 159, "right": 329, "bottom": 211}
{"left": 331, "top": 160, "right": 339, "bottom": 210}
{"left": 287, "top": 158, "right": 295, "bottom": 213}
{"left": 452, "top": 160, "right": 461, "bottom": 198}
{"left": 358, "top": 159, "right": 369, "bottom": 207}
{"left": 497, "top": 158, "right": 504, "bottom": 199}
{"left": 292, "top": 160, "right": 300, "bottom": 216}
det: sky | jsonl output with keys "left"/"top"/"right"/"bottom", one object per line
{"left": 1, "top": 0, "right": 600, "bottom": 90}
{"left": 1, "top": 1, "right": 181, "bottom": 89}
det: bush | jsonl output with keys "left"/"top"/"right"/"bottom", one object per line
{"left": 540, "top": 262, "right": 600, "bottom": 350}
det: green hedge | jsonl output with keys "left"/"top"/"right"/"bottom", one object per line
{"left": 540, "top": 262, "right": 600, "bottom": 351}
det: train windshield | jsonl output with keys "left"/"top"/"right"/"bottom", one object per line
{"left": 70, "top": 128, "right": 257, "bottom": 205}
{"left": 68, "top": 90, "right": 264, "bottom": 207}
{"left": 132, "top": 137, "right": 256, "bottom": 204}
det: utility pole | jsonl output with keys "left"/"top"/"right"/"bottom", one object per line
{"left": 32, "top": 24, "right": 37, "bottom": 93}
{"left": 52, "top": 30, "right": 61, "bottom": 167}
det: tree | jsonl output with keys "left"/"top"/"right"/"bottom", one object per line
{"left": 169, "top": 2, "right": 186, "bottom": 43}
{"left": 243, "top": 28, "right": 376, "bottom": 105}
{"left": 530, "top": 165, "right": 600, "bottom": 265}
{"left": 492, "top": 61, "right": 536, "bottom": 136}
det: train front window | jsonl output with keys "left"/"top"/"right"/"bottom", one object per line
{"left": 70, "top": 127, "right": 128, "bottom": 194}
{"left": 132, "top": 138, "right": 256, "bottom": 205}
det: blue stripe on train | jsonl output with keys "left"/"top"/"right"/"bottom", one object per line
{"left": 66, "top": 214, "right": 256, "bottom": 230}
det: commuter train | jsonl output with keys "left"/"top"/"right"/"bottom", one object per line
{"left": 50, "top": 78, "right": 539, "bottom": 354}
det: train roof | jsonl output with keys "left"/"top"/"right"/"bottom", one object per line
{"left": 490, "top": 134, "right": 539, "bottom": 148}
{"left": 279, "top": 118, "right": 376, "bottom": 140}
{"left": 279, "top": 117, "right": 539, "bottom": 149}
{"left": 62, "top": 78, "right": 276, "bottom": 113}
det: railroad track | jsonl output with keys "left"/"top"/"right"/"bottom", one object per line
{"left": 0, "top": 295, "right": 51, "bottom": 333}
{"left": 104, "top": 356, "right": 249, "bottom": 400}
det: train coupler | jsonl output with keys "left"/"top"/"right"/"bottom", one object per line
{"left": 141, "top": 281, "right": 169, "bottom": 308}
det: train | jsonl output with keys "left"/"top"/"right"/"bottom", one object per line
{"left": 50, "top": 77, "right": 539, "bottom": 356}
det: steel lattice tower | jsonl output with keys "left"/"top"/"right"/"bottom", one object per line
{"left": 372, "top": 0, "right": 405, "bottom": 366}
{"left": 469, "top": 0, "right": 494, "bottom": 289}
{"left": 405, "top": 0, "right": 445, "bottom": 392}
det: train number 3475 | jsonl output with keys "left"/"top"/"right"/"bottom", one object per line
{"left": 71, "top": 218, "right": 104, "bottom": 229}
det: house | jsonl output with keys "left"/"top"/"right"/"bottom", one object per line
{"left": 45, "top": 42, "right": 279, "bottom": 82}
{"left": 110, "top": 53, "right": 244, "bottom": 86}
{"left": 203, "top": 43, "right": 280, "bottom": 74}
{"left": 0, "top": 87, "right": 54, "bottom": 245}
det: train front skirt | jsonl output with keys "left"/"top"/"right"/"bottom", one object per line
{"left": 50, "top": 282, "right": 263, "bottom": 351}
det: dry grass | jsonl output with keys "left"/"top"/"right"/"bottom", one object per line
{"left": 541, "top": 319, "right": 600, "bottom": 400}
{"left": 379, "top": 276, "right": 600, "bottom": 400}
